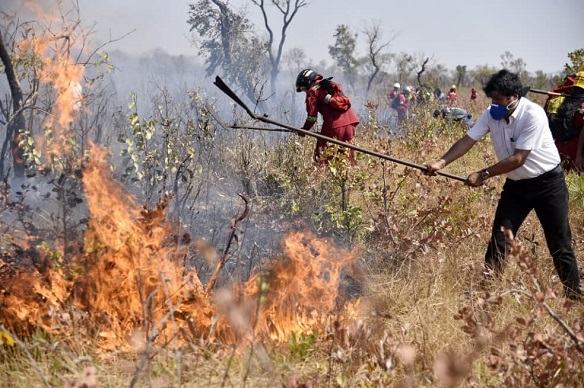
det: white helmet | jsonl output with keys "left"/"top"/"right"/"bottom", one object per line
{"left": 393, "top": 82, "right": 400, "bottom": 89}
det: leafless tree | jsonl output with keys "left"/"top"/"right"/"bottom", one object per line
{"left": 415, "top": 57, "right": 430, "bottom": 86}
{"left": 250, "top": 0, "right": 309, "bottom": 98}
{"left": 362, "top": 21, "right": 395, "bottom": 97}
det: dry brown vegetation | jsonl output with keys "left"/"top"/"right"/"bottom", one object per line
{"left": 1, "top": 92, "right": 583, "bottom": 387}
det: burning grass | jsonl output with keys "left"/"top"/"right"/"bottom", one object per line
{"left": 0, "top": 146, "right": 368, "bottom": 386}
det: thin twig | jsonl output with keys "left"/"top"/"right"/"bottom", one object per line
{"left": 502, "top": 289, "right": 584, "bottom": 353}
{"left": 206, "top": 194, "right": 250, "bottom": 293}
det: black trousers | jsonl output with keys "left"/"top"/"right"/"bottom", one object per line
{"left": 485, "top": 165, "right": 581, "bottom": 297}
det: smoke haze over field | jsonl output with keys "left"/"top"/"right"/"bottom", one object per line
{"left": 5, "top": 0, "right": 583, "bottom": 74}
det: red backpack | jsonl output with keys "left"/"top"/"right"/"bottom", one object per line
{"left": 318, "top": 77, "right": 351, "bottom": 112}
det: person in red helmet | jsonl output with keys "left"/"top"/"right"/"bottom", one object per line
{"left": 295, "top": 69, "right": 359, "bottom": 166}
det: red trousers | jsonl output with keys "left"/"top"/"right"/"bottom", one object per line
{"left": 314, "top": 124, "right": 356, "bottom": 166}
{"left": 555, "top": 138, "right": 579, "bottom": 172}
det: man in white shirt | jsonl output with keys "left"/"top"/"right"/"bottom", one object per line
{"left": 426, "top": 69, "right": 582, "bottom": 300}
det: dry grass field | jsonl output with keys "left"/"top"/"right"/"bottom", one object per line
{"left": 1, "top": 90, "right": 583, "bottom": 388}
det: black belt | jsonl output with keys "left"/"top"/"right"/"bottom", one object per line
{"left": 507, "top": 164, "right": 563, "bottom": 186}
{"left": 523, "top": 164, "right": 563, "bottom": 183}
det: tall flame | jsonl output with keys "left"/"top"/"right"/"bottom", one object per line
{"left": 75, "top": 145, "right": 212, "bottom": 348}
{"left": 0, "top": 145, "right": 363, "bottom": 348}
{"left": 17, "top": 28, "right": 84, "bottom": 160}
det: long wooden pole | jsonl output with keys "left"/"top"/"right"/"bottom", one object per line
{"left": 213, "top": 76, "right": 467, "bottom": 183}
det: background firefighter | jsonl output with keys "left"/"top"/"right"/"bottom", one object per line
{"left": 433, "top": 107, "right": 473, "bottom": 128}
{"left": 447, "top": 84, "right": 458, "bottom": 104}
{"left": 470, "top": 87, "right": 478, "bottom": 102}
{"left": 395, "top": 87, "right": 412, "bottom": 124}
{"left": 295, "top": 69, "right": 359, "bottom": 166}
{"left": 387, "top": 82, "right": 400, "bottom": 101}
{"left": 544, "top": 72, "right": 584, "bottom": 172}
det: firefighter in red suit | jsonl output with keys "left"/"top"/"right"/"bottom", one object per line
{"left": 395, "top": 91, "right": 409, "bottom": 123}
{"left": 387, "top": 82, "right": 400, "bottom": 100}
{"left": 470, "top": 87, "right": 478, "bottom": 102}
{"left": 447, "top": 85, "right": 457, "bottom": 104}
{"left": 295, "top": 69, "right": 359, "bottom": 166}
{"left": 545, "top": 72, "right": 584, "bottom": 172}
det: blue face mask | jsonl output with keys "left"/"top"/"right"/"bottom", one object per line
{"left": 489, "top": 99, "right": 518, "bottom": 120}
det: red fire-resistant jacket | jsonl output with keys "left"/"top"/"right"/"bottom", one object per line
{"left": 301, "top": 81, "right": 359, "bottom": 131}
{"left": 554, "top": 99, "right": 584, "bottom": 172}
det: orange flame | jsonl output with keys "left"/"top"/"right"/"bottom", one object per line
{"left": 75, "top": 147, "right": 363, "bottom": 347}
{"left": 75, "top": 145, "right": 212, "bottom": 348}
{"left": 245, "top": 231, "right": 361, "bottom": 342}
{"left": 17, "top": 27, "right": 84, "bottom": 161}
{"left": 0, "top": 144, "right": 364, "bottom": 348}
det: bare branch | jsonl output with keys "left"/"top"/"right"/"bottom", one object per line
{"left": 250, "top": 0, "right": 309, "bottom": 98}
{"left": 362, "top": 20, "right": 395, "bottom": 96}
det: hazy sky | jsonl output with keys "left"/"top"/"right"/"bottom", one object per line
{"left": 6, "top": 0, "right": 584, "bottom": 74}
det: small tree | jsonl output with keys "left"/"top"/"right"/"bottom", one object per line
{"left": 531, "top": 70, "right": 552, "bottom": 90}
{"left": 454, "top": 65, "right": 467, "bottom": 87}
{"left": 470, "top": 64, "right": 498, "bottom": 88}
{"left": 394, "top": 52, "right": 416, "bottom": 86}
{"left": 0, "top": 6, "right": 116, "bottom": 180}
{"left": 328, "top": 24, "right": 359, "bottom": 91}
{"left": 424, "top": 62, "right": 449, "bottom": 90}
{"left": 187, "top": 0, "right": 269, "bottom": 104}
{"left": 500, "top": 51, "right": 528, "bottom": 79}
{"left": 564, "top": 49, "right": 584, "bottom": 74}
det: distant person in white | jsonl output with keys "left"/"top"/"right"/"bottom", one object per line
{"left": 426, "top": 69, "right": 582, "bottom": 300}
